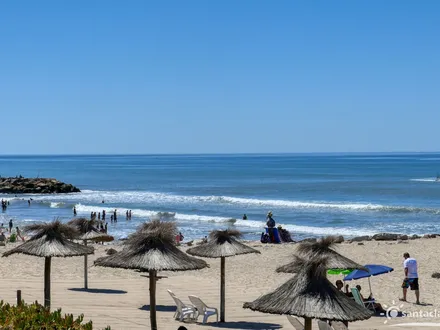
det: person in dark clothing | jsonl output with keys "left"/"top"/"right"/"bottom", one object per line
{"left": 8, "top": 219, "right": 13, "bottom": 233}
{"left": 266, "top": 211, "right": 276, "bottom": 243}
{"left": 266, "top": 211, "right": 275, "bottom": 227}
{"left": 278, "top": 225, "right": 294, "bottom": 242}
{"left": 242, "top": 214, "right": 247, "bottom": 220}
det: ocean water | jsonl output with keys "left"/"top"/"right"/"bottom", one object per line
{"left": 0, "top": 154, "right": 440, "bottom": 241}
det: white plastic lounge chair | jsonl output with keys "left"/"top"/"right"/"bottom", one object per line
{"left": 286, "top": 315, "right": 304, "bottom": 329}
{"left": 317, "top": 320, "right": 333, "bottom": 330}
{"left": 331, "top": 321, "right": 348, "bottom": 330}
{"left": 351, "top": 288, "right": 376, "bottom": 312}
{"left": 167, "top": 290, "right": 198, "bottom": 321}
{"left": 188, "top": 295, "right": 218, "bottom": 324}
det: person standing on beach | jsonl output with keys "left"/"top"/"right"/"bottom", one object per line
{"left": 8, "top": 219, "right": 13, "bottom": 233}
{"left": 114, "top": 209, "right": 117, "bottom": 222}
{"left": 16, "top": 227, "right": 24, "bottom": 242}
{"left": 401, "top": 252, "right": 420, "bottom": 304}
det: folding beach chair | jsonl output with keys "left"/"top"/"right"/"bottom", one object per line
{"left": 351, "top": 288, "right": 376, "bottom": 312}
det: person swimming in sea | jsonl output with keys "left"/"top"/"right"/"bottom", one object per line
{"left": 242, "top": 214, "right": 247, "bottom": 220}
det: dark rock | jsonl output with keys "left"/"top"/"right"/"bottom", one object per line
{"left": 432, "top": 272, "right": 440, "bottom": 279}
{"left": 423, "top": 234, "right": 437, "bottom": 239}
{"left": 398, "top": 234, "right": 409, "bottom": 241}
{"left": 372, "top": 233, "right": 399, "bottom": 241}
{"left": 397, "top": 240, "right": 409, "bottom": 244}
{"left": 334, "top": 235, "right": 344, "bottom": 243}
{"left": 357, "top": 242, "right": 364, "bottom": 245}
{"left": 0, "top": 177, "right": 80, "bottom": 194}
{"left": 105, "top": 248, "right": 118, "bottom": 255}
{"left": 410, "top": 234, "right": 420, "bottom": 240}
{"left": 351, "top": 235, "right": 371, "bottom": 242}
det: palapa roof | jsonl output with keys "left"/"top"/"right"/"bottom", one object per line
{"left": 186, "top": 229, "right": 260, "bottom": 258}
{"left": 244, "top": 257, "right": 373, "bottom": 322}
{"left": 68, "top": 218, "right": 114, "bottom": 242}
{"left": 94, "top": 220, "right": 208, "bottom": 272}
{"left": 276, "top": 236, "right": 366, "bottom": 273}
{"left": 3, "top": 220, "right": 94, "bottom": 258}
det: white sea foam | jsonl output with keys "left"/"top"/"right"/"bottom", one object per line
{"left": 50, "top": 202, "right": 65, "bottom": 208}
{"left": 410, "top": 178, "right": 438, "bottom": 182}
{"left": 29, "top": 189, "right": 438, "bottom": 214}
{"left": 74, "top": 204, "right": 235, "bottom": 223}
{"left": 73, "top": 204, "right": 378, "bottom": 237}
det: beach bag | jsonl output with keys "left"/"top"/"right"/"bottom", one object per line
{"left": 260, "top": 232, "right": 269, "bottom": 243}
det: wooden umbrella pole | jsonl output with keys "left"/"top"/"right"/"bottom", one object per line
{"left": 304, "top": 317, "right": 312, "bottom": 330}
{"left": 44, "top": 256, "right": 51, "bottom": 308}
{"left": 220, "top": 256, "right": 225, "bottom": 322}
{"left": 84, "top": 240, "right": 88, "bottom": 289}
{"left": 149, "top": 269, "right": 157, "bottom": 330}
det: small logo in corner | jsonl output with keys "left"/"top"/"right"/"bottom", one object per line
{"left": 382, "top": 300, "right": 405, "bottom": 324}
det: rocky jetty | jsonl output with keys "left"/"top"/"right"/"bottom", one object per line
{"left": 0, "top": 177, "right": 80, "bottom": 194}
{"left": 298, "top": 232, "right": 439, "bottom": 244}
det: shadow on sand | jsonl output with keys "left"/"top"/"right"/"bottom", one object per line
{"left": 202, "top": 321, "right": 282, "bottom": 329}
{"left": 139, "top": 305, "right": 177, "bottom": 312}
{"left": 68, "top": 288, "right": 127, "bottom": 294}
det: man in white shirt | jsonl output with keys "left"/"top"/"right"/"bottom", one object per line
{"left": 400, "top": 252, "right": 420, "bottom": 304}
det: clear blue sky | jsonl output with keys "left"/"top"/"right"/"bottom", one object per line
{"left": 0, "top": 1, "right": 439, "bottom": 154}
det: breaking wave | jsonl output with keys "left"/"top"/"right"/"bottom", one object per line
{"left": 29, "top": 190, "right": 440, "bottom": 215}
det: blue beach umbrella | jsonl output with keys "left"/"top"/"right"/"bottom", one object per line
{"left": 343, "top": 264, "right": 394, "bottom": 296}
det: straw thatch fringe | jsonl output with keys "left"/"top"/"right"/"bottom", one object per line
{"left": 94, "top": 220, "right": 208, "bottom": 271}
{"left": 244, "top": 258, "right": 373, "bottom": 322}
{"left": 68, "top": 218, "right": 113, "bottom": 242}
{"left": 187, "top": 229, "right": 260, "bottom": 258}
{"left": 277, "top": 236, "right": 366, "bottom": 273}
{"left": 276, "top": 255, "right": 307, "bottom": 273}
{"left": 3, "top": 221, "right": 94, "bottom": 258}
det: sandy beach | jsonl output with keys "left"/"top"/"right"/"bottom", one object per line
{"left": 1, "top": 237, "right": 439, "bottom": 330}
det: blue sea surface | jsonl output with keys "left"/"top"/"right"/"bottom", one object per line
{"left": 1, "top": 154, "right": 440, "bottom": 240}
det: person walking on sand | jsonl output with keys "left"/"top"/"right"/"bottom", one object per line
{"left": 16, "top": 227, "right": 25, "bottom": 242}
{"left": 400, "top": 252, "right": 420, "bottom": 304}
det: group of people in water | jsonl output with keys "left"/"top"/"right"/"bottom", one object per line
{"left": 73, "top": 207, "right": 133, "bottom": 223}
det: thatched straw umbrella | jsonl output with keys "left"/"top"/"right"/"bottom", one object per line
{"left": 186, "top": 229, "right": 260, "bottom": 322}
{"left": 244, "top": 257, "right": 373, "bottom": 330}
{"left": 3, "top": 220, "right": 94, "bottom": 308}
{"left": 94, "top": 220, "right": 208, "bottom": 330}
{"left": 276, "top": 236, "right": 366, "bottom": 273}
{"left": 68, "top": 218, "right": 114, "bottom": 289}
